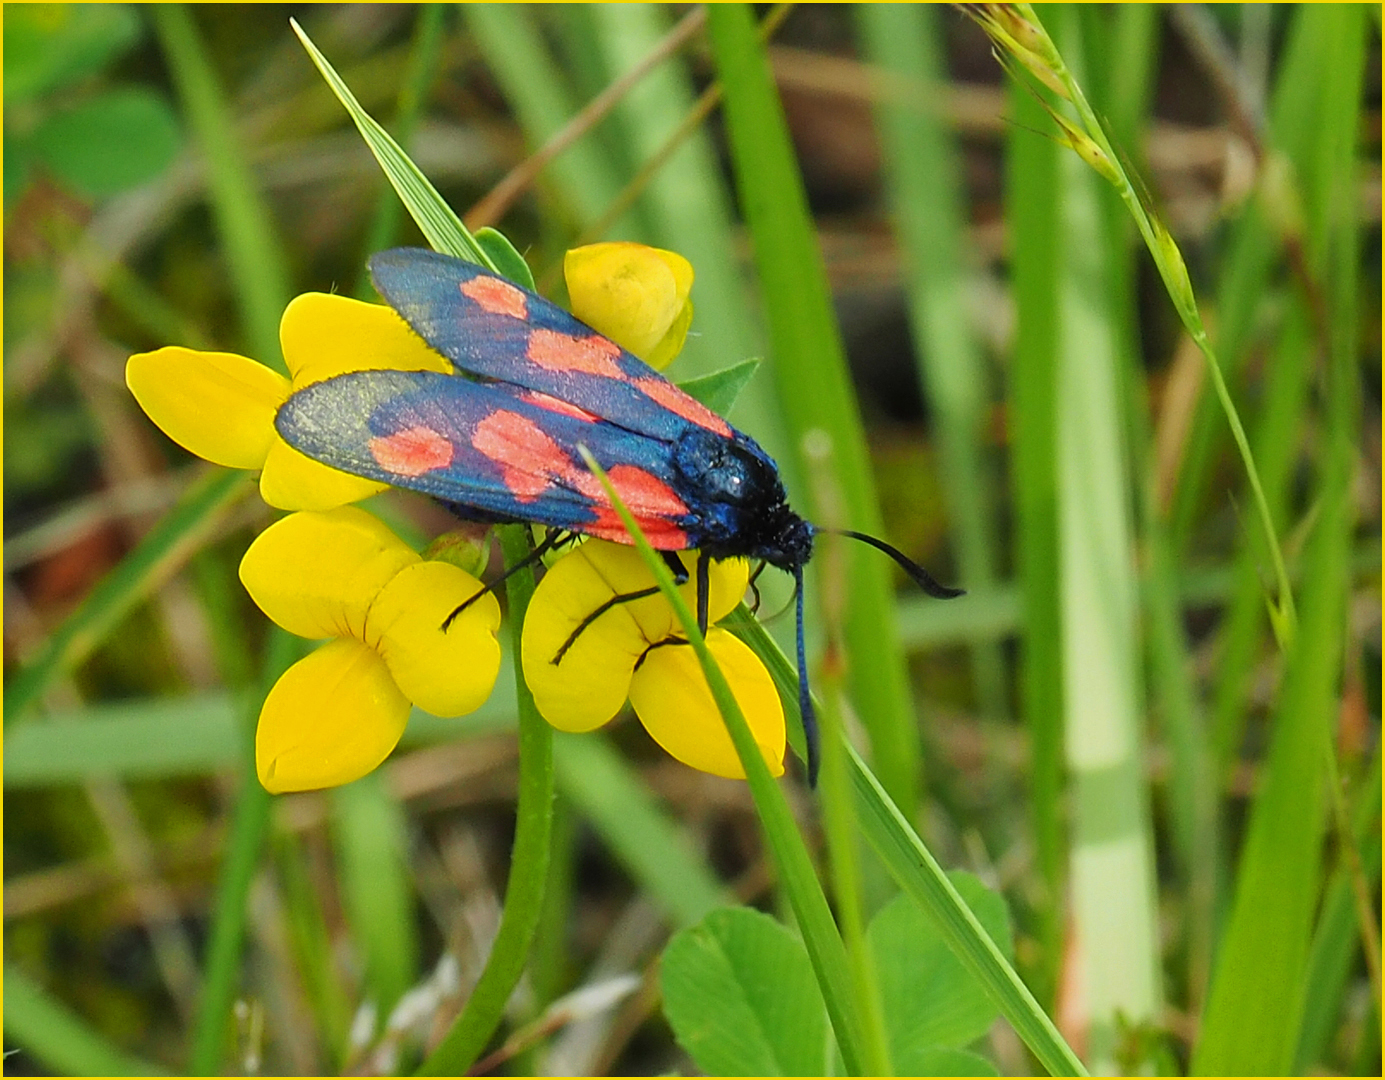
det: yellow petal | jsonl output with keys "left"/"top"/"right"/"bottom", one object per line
{"left": 629, "top": 629, "right": 785, "bottom": 779}
{"left": 256, "top": 638, "right": 411, "bottom": 793}
{"left": 239, "top": 507, "right": 419, "bottom": 640}
{"left": 520, "top": 545, "right": 650, "bottom": 733}
{"left": 280, "top": 292, "right": 452, "bottom": 386}
{"left": 126, "top": 347, "right": 288, "bottom": 468}
{"left": 643, "top": 298, "right": 693, "bottom": 372}
{"left": 367, "top": 561, "right": 502, "bottom": 717}
{"left": 564, "top": 541, "right": 749, "bottom": 644}
{"left": 259, "top": 435, "right": 389, "bottom": 511}
{"left": 564, "top": 243, "right": 694, "bottom": 366}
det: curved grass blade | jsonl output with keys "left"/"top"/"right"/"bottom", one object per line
{"left": 724, "top": 608, "right": 1087, "bottom": 1078}
{"left": 576, "top": 447, "right": 869, "bottom": 1077}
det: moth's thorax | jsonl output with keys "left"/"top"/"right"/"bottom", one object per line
{"left": 673, "top": 428, "right": 813, "bottom": 569}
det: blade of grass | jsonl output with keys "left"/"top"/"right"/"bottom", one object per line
{"left": 856, "top": 3, "right": 1006, "bottom": 726}
{"left": 152, "top": 4, "right": 291, "bottom": 368}
{"left": 724, "top": 608, "right": 1088, "bottom": 1077}
{"left": 4, "top": 469, "right": 252, "bottom": 726}
{"left": 190, "top": 628, "right": 300, "bottom": 1074}
{"left": 578, "top": 449, "right": 870, "bottom": 1075}
{"left": 1003, "top": 60, "right": 1065, "bottom": 1001}
{"left": 553, "top": 731, "right": 728, "bottom": 927}
{"left": 460, "top": 4, "right": 633, "bottom": 237}
{"left": 3, "top": 964, "right": 171, "bottom": 1076}
{"left": 575, "top": 3, "right": 796, "bottom": 497}
{"left": 1193, "top": 8, "right": 1365, "bottom": 1072}
{"left": 1168, "top": 5, "right": 1334, "bottom": 551}
{"left": 353, "top": 3, "right": 448, "bottom": 298}
{"left": 331, "top": 772, "right": 419, "bottom": 1018}
{"left": 1295, "top": 747, "right": 1382, "bottom": 1072}
{"left": 993, "top": 3, "right": 1296, "bottom": 643}
{"left": 290, "top": 18, "right": 492, "bottom": 268}
{"left": 464, "top": 6, "right": 705, "bottom": 232}
{"left": 707, "top": 1, "right": 922, "bottom": 822}
{"left": 416, "top": 525, "right": 553, "bottom": 1075}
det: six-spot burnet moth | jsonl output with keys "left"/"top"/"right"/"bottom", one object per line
{"left": 276, "top": 247, "right": 962, "bottom": 782}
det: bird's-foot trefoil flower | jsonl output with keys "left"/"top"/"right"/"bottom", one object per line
{"left": 563, "top": 242, "right": 693, "bottom": 370}
{"left": 238, "top": 506, "right": 501, "bottom": 793}
{"left": 520, "top": 540, "right": 785, "bottom": 779}
{"left": 125, "top": 292, "right": 451, "bottom": 510}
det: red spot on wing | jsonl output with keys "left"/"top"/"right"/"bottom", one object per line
{"left": 522, "top": 390, "right": 601, "bottom": 424}
{"left": 527, "top": 329, "right": 624, "bottom": 379}
{"left": 369, "top": 426, "right": 453, "bottom": 477}
{"left": 585, "top": 513, "right": 688, "bottom": 549}
{"left": 471, "top": 409, "right": 569, "bottom": 503}
{"left": 633, "top": 376, "right": 732, "bottom": 436}
{"left": 460, "top": 276, "right": 528, "bottom": 319}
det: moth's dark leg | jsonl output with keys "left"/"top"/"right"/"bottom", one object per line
{"left": 551, "top": 585, "right": 662, "bottom": 664}
{"left": 696, "top": 551, "right": 711, "bottom": 636}
{"left": 794, "top": 564, "right": 820, "bottom": 786}
{"left": 634, "top": 634, "right": 685, "bottom": 671}
{"left": 442, "top": 528, "right": 572, "bottom": 631}
{"left": 660, "top": 549, "right": 689, "bottom": 585}
{"left": 747, "top": 560, "right": 767, "bottom": 615}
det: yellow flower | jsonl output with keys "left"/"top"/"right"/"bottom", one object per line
{"left": 125, "top": 293, "right": 451, "bottom": 511}
{"left": 521, "top": 540, "right": 784, "bottom": 779}
{"left": 564, "top": 242, "right": 694, "bottom": 370}
{"left": 239, "top": 506, "right": 501, "bottom": 793}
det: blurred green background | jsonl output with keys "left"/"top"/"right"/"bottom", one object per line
{"left": 3, "top": 4, "right": 1380, "bottom": 1076}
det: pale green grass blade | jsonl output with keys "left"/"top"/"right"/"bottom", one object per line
{"left": 1193, "top": 10, "right": 1366, "bottom": 1073}
{"left": 461, "top": 4, "right": 630, "bottom": 235}
{"left": 331, "top": 772, "right": 419, "bottom": 1017}
{"left": 856, "top": 3, "right": 1005, "bottom": 726}
{"left": 4, "top": 470, "right": 251, "bottom": 726}
{"left": 291, "top": 18, "right": 490, "bottom": 267}
{"left": 553, "top": 732, "right": 728, "bottom": 927}
{"left": 1002, "top": 48, "right": 1065, "bottom": 1003}
{"left": 3, "top": 964, "right": 171, "bottom": 1075}
{"left": 707, "top": 2, "right": 922, "bottom": 821}
{"left": 1049, "top": 11, "right": 1161, "bottom": 1068}
{"left": 725, "top": 608, "right": 1086, "bottom": 1077}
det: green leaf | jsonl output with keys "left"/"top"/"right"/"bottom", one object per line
{"left": 290, "top": 19, "right": 492, "bottom": 269}
{"left": 33, "top": 87, "right": 181, "bottom": 198}
{"left": 661, "top": 907, "right": 828, "bottom": 1076}
{"left": 473, "top": 226, "right": 536, "bottom": 291}
{"left": 675, "top": 358, "right": 760, "bottom": 417}
{"left": 868, "top": 871, "right": 1013, "bottom": 1057}
{"left": 2, "top": 3, "right": 141, "bottom": 105}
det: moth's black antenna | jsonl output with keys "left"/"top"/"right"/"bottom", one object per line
{"left": 832, "top": 529, "right": 965, "bottom": 600}
{"left": 794, "top": 563, "right": 820, "bottom": 786}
